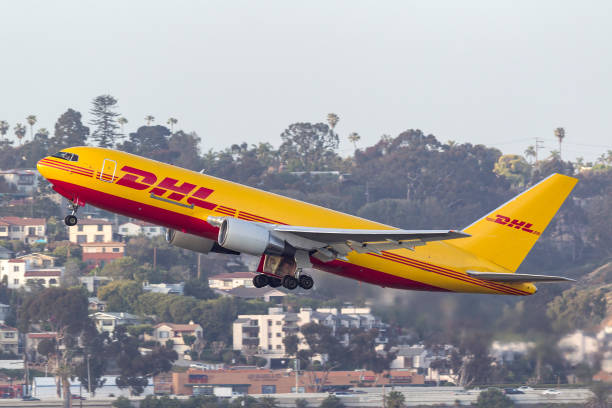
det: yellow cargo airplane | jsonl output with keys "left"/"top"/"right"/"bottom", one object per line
{"left": 37, "top": 147, "right": 577, "bottom": 295}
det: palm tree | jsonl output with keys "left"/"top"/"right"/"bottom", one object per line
{"left": 26, "top": 115, "right": 37, "bottom": 139}
{"left": 586, "top": 382, "right": 611, "bottom": 408}
{"left": 35, "top": 128, "right": 49, "bottom": 139}
{"left": 167, "top": 117, "right": 178, "bottom": 133}
{"left": 348, "top": 132, "right": 361, "bottom": 151}
{"left": 554, "top": 127, "right": 565, "bottom": 159}
{"left": 0, "top": 121, "right": 8, "bottom": 141}
{"left": 118, "top": 117, "right": 128, "bottom": 134}
{"left": 327, "top": 113, "right": 339, "bottom": 133}
{"left": 14, "top": 123, "right": 26, "bottom": 145}
{"left": 524, "top": 145, "right": 536, "bottom": 164}
{"left": 384, "top": 390, "right": 405, "bottom": 408}
{"left": 144, "top": 115, "right": 155, "bottom": 126}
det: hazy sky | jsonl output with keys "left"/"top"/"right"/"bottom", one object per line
{"left": 1, "top": 1, "right": 611, "bottom": 162}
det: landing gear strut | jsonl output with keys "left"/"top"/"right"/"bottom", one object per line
{"left": 64, "top": 200, "right": 79, "bottom": 226}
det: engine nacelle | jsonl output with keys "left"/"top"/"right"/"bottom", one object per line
{"left": 217, "top": 217, "right": 294, "bottom": 256}
{"left": 165, "top": 229, "right": 216, "bottom": 254}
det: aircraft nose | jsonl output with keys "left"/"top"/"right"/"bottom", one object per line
{"left": 36, "top": 157, "right": 50, "bottom": 178}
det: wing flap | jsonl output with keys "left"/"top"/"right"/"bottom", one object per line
{"left": 467, "top": 271, "right": 575, "bottom": 283}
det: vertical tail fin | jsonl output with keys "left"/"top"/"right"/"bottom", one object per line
{"left": 451, "top": 173, "right": 578, "bottom": 272}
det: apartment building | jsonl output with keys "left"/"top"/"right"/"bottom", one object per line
{"left": 145, "top": 322, "right": 203, "bottom": 359}
{"left": 0, "top": 169, "right": 38, "bottom": 194}
{"left": 0, "top": 259, "right": 63, "bottom": 289}
{"left": 208, "top": 272, "right": 256, "bottom": 290}
{"left": 0, "top": 324, "right": 18, "bottom": 355}
{"left": 118, "top": 220, "right": 164, "bottom": 238}
{"left": 68, "top": 218, "right": 112, "bottom": 244}
{"left": 0, "top": 217, "right": 46, "bottom": 244}
{"left": 81, "top": 242, "right": 125, "bottom": 266}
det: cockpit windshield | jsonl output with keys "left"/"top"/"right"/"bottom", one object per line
{"left": 52, "top": 151, "right": 79, "bottom": 162}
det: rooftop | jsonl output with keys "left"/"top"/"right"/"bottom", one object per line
{"left": 209, "top": 272, "right": 257, "bottom": 280}
{"left": 73, "top": 218, "right": 112, "bottom": 226}
{"left": 154, "top": 322, "right": 201, "bottom": 332}
{"left": 0, "top": 217, "right": 45, "bottom": 226}
{"left": 80, "top": 242, "right": 126, "bottom": 247}
{"left": 24, "top": 270, "right": 61, "bottom": 277}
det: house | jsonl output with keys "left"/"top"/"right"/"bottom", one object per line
{"left": 0, "top": 324, "right": 18, "bottom": 355}
{"left": 118, "top": 220, "right": 164, "bottom": 238}
{"left": 0, "top": 169, "right": 39, "bottom": 194}
{"left": 0, "top": 304, "right": 10, "bottom": 323}
{"left": 390, "top": 345, "right": 428, "bottom": 369}
{"left": 0, "top": 259, "right": 62, "bottom": 289}
{"left": 68, "top": 218, "right": 113, "bottom": 244}
{"left": 208, "top": 272, "right": 256, "bottom": 290}
{"left": 0, "top": 217, "right": 46, "bottom": 244}
{"left": 145, "top": 322, "right": 203, "bottom": 360}
{"left": 90, "top": 312, "right": 142, "bottom": 334}
{"left": 79, "top": 276, "right": 112, "bottom": 293}
{"left": 26, "top": 332, "right": 56, "bottom": 361}
{"left": 0, "top": 246, "right": 13, "bottom": 260}
{"left": 16, "top": 253, "right": 55, "bottom": 268}
{"left": 81, "top": 242, "right": 125, "bottom": 266}
{"left": 142, "top": 282, "right": 184, "bottom": 295}
{"left": 88, "top": 297, "right": 107, "bottom": 312}
{"left": 216, "top": 287, "right": 286, "bottom": 303}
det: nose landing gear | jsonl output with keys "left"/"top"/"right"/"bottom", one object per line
{"left": 64, "top": 200, "right": 80, "bottom": 226}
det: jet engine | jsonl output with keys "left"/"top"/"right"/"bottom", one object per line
{"left": 217, "top": 217, "right": 295, "bottom": 256}
{"left": 165, "top": 229, "right": 238, "bottom": 255}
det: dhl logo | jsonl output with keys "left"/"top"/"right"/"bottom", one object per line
{"left": 115, "top": 166, "right": 216, "bottom": 210}
{"left": 485, "top": 214, "right": 540, "bottom": 235}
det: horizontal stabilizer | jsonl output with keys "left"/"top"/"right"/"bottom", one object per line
{"left": 467, "top": 271, "right": 575, "bottom": 283}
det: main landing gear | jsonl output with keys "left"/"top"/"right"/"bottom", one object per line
{"left": 64, "top": 201, "right": 80, "bottom": 226}
{"left": 252, "top": 272, "right": 314, "bottom": 290}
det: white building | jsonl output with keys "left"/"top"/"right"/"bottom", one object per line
{"left": 145, "top": 322, "right": 203, "bottom": 360}
{"left": 90, "top": 312, "right": 142, "bottom": 334}
{"left": 119, "top": 220, "right": 164, "bottom": 238}
{"left": 68, "top": 217, "right": 113, "bottom": 244}
{"left": 0, "top": 169, "right": 39, "bottom": 193}
{"left": 0, "top": 259, "right": 62, "bottom": 289}
{"left": 490, "top": 340, "right": 535, "bottom": 362}
{"left": 208, "top": 272, "right": 256, "bottom": 290}
{"left": 558, "top": 331, "right": 599, "bottom": 366}
{"left": 142, "top": 282, "right": 184, "bottom": 295}
{"left": 233, "top": 307, "right": 388, "bottom": 356}
{"left": 0, "top": 217, "right": 46, "bottom": 244}
{"left": 32, "top": 376, "right": 154, "bottom": 399}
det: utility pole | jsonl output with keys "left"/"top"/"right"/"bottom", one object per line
{"left": 535, "top": 138, "right": 545, "bottom": 163}
{"left": 197, "top": 254, "right": 202, "bottom": 279}
{"left": 294, "top": 358, "right": 299, "bottom": 393}
{"left": 153, "top": 247, "right": 157, "bottom": 270}
{"left": 87, "top": 354, "right": 91, "bottom": 396}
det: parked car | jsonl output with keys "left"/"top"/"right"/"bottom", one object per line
{"left": 71, "top": 395, "right": 86, "bottom": 400}
{"left": 542, "top": 389, "right": 560, "bottom": 395}
{"left": 517, "top": 386, "right": 533, "bottom": 391}
{"left": 22, "top": 395, "right": 41, "bottom": 401}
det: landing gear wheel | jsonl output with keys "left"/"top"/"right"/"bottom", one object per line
{"left": 282, "top": 275, "right": 299, "bottom": 290}
{"left": 64, "top": 215, "right": 78, "bottom": 226}
{"left": 268, "top": 277, "right": 282, "bottom": 288}
{"left": 253, "top": 274, "right": 269, "bottom": 288}
{"left": 298, "top": 274, "right": 314, "bottom": 290}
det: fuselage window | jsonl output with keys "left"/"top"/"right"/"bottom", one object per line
{"left": 52, "top": 151, "right": 79, "bottom": 162}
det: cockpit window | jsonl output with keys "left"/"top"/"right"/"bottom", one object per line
{"left": 51, "top": 151, "right": 79, "bottom": 162}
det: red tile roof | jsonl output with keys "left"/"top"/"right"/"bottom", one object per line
{"left": 0, "top": 217, "right": 45, "bottom": 226}
{"left": 209, "top": 272, "right": 257, "bottom": 280}
{"left": 24, "top": 270, "right": 61, "bottom": 277}
{"left": 8, "top": 259, "right": 25, "bottom": 263}
{"left": 80, "top": 242, "right": 125, "bottom": 247}
{"left": 154, "top": 323, "right": 201, "bottom": 332}
{"left": 27, "top": 332, "right": 57, "bottom": 339}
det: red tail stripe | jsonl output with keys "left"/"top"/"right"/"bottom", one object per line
{"left": 380, "top": 251, "right": 528, "bottom": 295}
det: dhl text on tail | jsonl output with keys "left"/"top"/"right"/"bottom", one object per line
{"left": 37, "top": 147, "right": 578, "bottom": 296}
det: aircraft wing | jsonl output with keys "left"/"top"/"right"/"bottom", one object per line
{"left": 467, "top": 271, "right": 575, "bottom": 283}
{"left": 271, "top": 225, "right": 469, "bottom": 260}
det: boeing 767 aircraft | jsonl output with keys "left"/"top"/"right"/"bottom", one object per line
{"left": 37, "top": 147, "right": 577, "bottom": 296}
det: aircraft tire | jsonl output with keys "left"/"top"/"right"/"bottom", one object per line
{"left": 298, "top": 274, "right": 314, "bottom": 290}
{"left": 253, "top": 274, "right": 269, "bottom": 288}
{"left": 282, "top": 275, "right": 299, "bottom": 290}
{"left": 268, "top": 277, "right": 282, "bottom": 288}
{"left": 64, "top": 215, "right": 78, "bottom": 226}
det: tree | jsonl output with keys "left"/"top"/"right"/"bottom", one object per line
{"left": 119, "top": 125, "right": 171, "bottom": 160}
{"left": 52, "top": 109, "right": 90, "bottom": 151}
{"left": 118, "top": 117, "right": 128, "bottom": 134}
{"left": 295, "top": 398, "right": 309, "bottom": 408}
{"left": 60, "top": 258, "right": 82, "bottom": 287}
{"left": 554, "top": 127, "right": 565, "bottom": 159}
{"left": 524, "top": 145, "right": 536, "bottom": 164}
{"left": 258, "top": 396, "right": 279, "bottom": 408}
{"left": 97, "top": 280, "right": 144, "bottom": 313}
{"left": 112, "top": 396, "right": 133, "bottom": 408}
{"left": 283, "top": 334, "right": 299, "bottom": 357}
{"left": 326, "top": 113, "right": 339, "bottom": 131}
{"left": 0, "top": 120, "right": 8, "bottom": 141}
{"left": 587, "top": 382, "right": 612, "bottom": 408}
{"left": 167, "top": 117, "right": 178, "bottom": 133}
{"left": 493, "top": 154, "right": 531, "bottom": 187}
{"left": 476, "top": 388, "right": 514, "bottom": 408}
{"left": 90, "top": 95, "right": 121, "bottom": 147}
{"left": 279, "top": 122, "right": 340, "bottom": 171}
{"left": 26, "top": 115, "right": 37, "bottom": 139}
{"left": 384, "top": 391, "right": 405, "bottom": 408}
{"left": 145, "top": 115, "right": 155, "bottom": 125}
{"left": 14, "top": 123, "right": 26, "bottom": 145}
{"left": 347, "top": 132, "right": 361, "bottom": 151}
{"left": 319, "top": 395, "right": 345, "bottom": 408}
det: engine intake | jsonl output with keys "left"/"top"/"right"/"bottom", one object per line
{"left": 166, "top": 229, "right": 238, "bottom": 255}
{"left": 216, "top": 217, "right": 294, "bottom": 257}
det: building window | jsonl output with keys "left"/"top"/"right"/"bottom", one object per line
{"left": 261, "top": 385, "right": 276, "bottom": 394}
{"left": 276, "top": 344, "right": 281, "bottom": 349}
{"left": 97, "top": 225, "right": 103, "bottom": 231}
{"left": 13, "top": 266, "right": 19, "bottom": 272}
{"left": 268, "top": 333, "right": 272, "bottom": 338}
{"left": 276, "top": 321, "right": 281, "bottom": 325}
{"left": 77, "top": 235, "right": 87, "bottom": 243}
{"left": 95, "top": 235, "right": 104, "bottom": 242}
{"left": 121, "top": 228, "right": 127, "bottom": 233}
{"left": 276, "top": 333, "right": 281, "bottom": 337}
{"left": 0, "top": 227, "right": 6, "bottom": 232}
{"left": 77, "top": 225, "right": 84, "bottom": 232}
{"left": 13, "top": 279, "right": 18, "bottom": 285}
{"left": 159, "top": 331, "right": 169, "bottom": 338}
{"left": 4, "top": 332, "right": 15, "bottom": 338}
{"left": 268, "top": 320, "right": 272, "bottom": 326}
{"left": 112, "top": 248, "right": 120, "bottom": 253}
